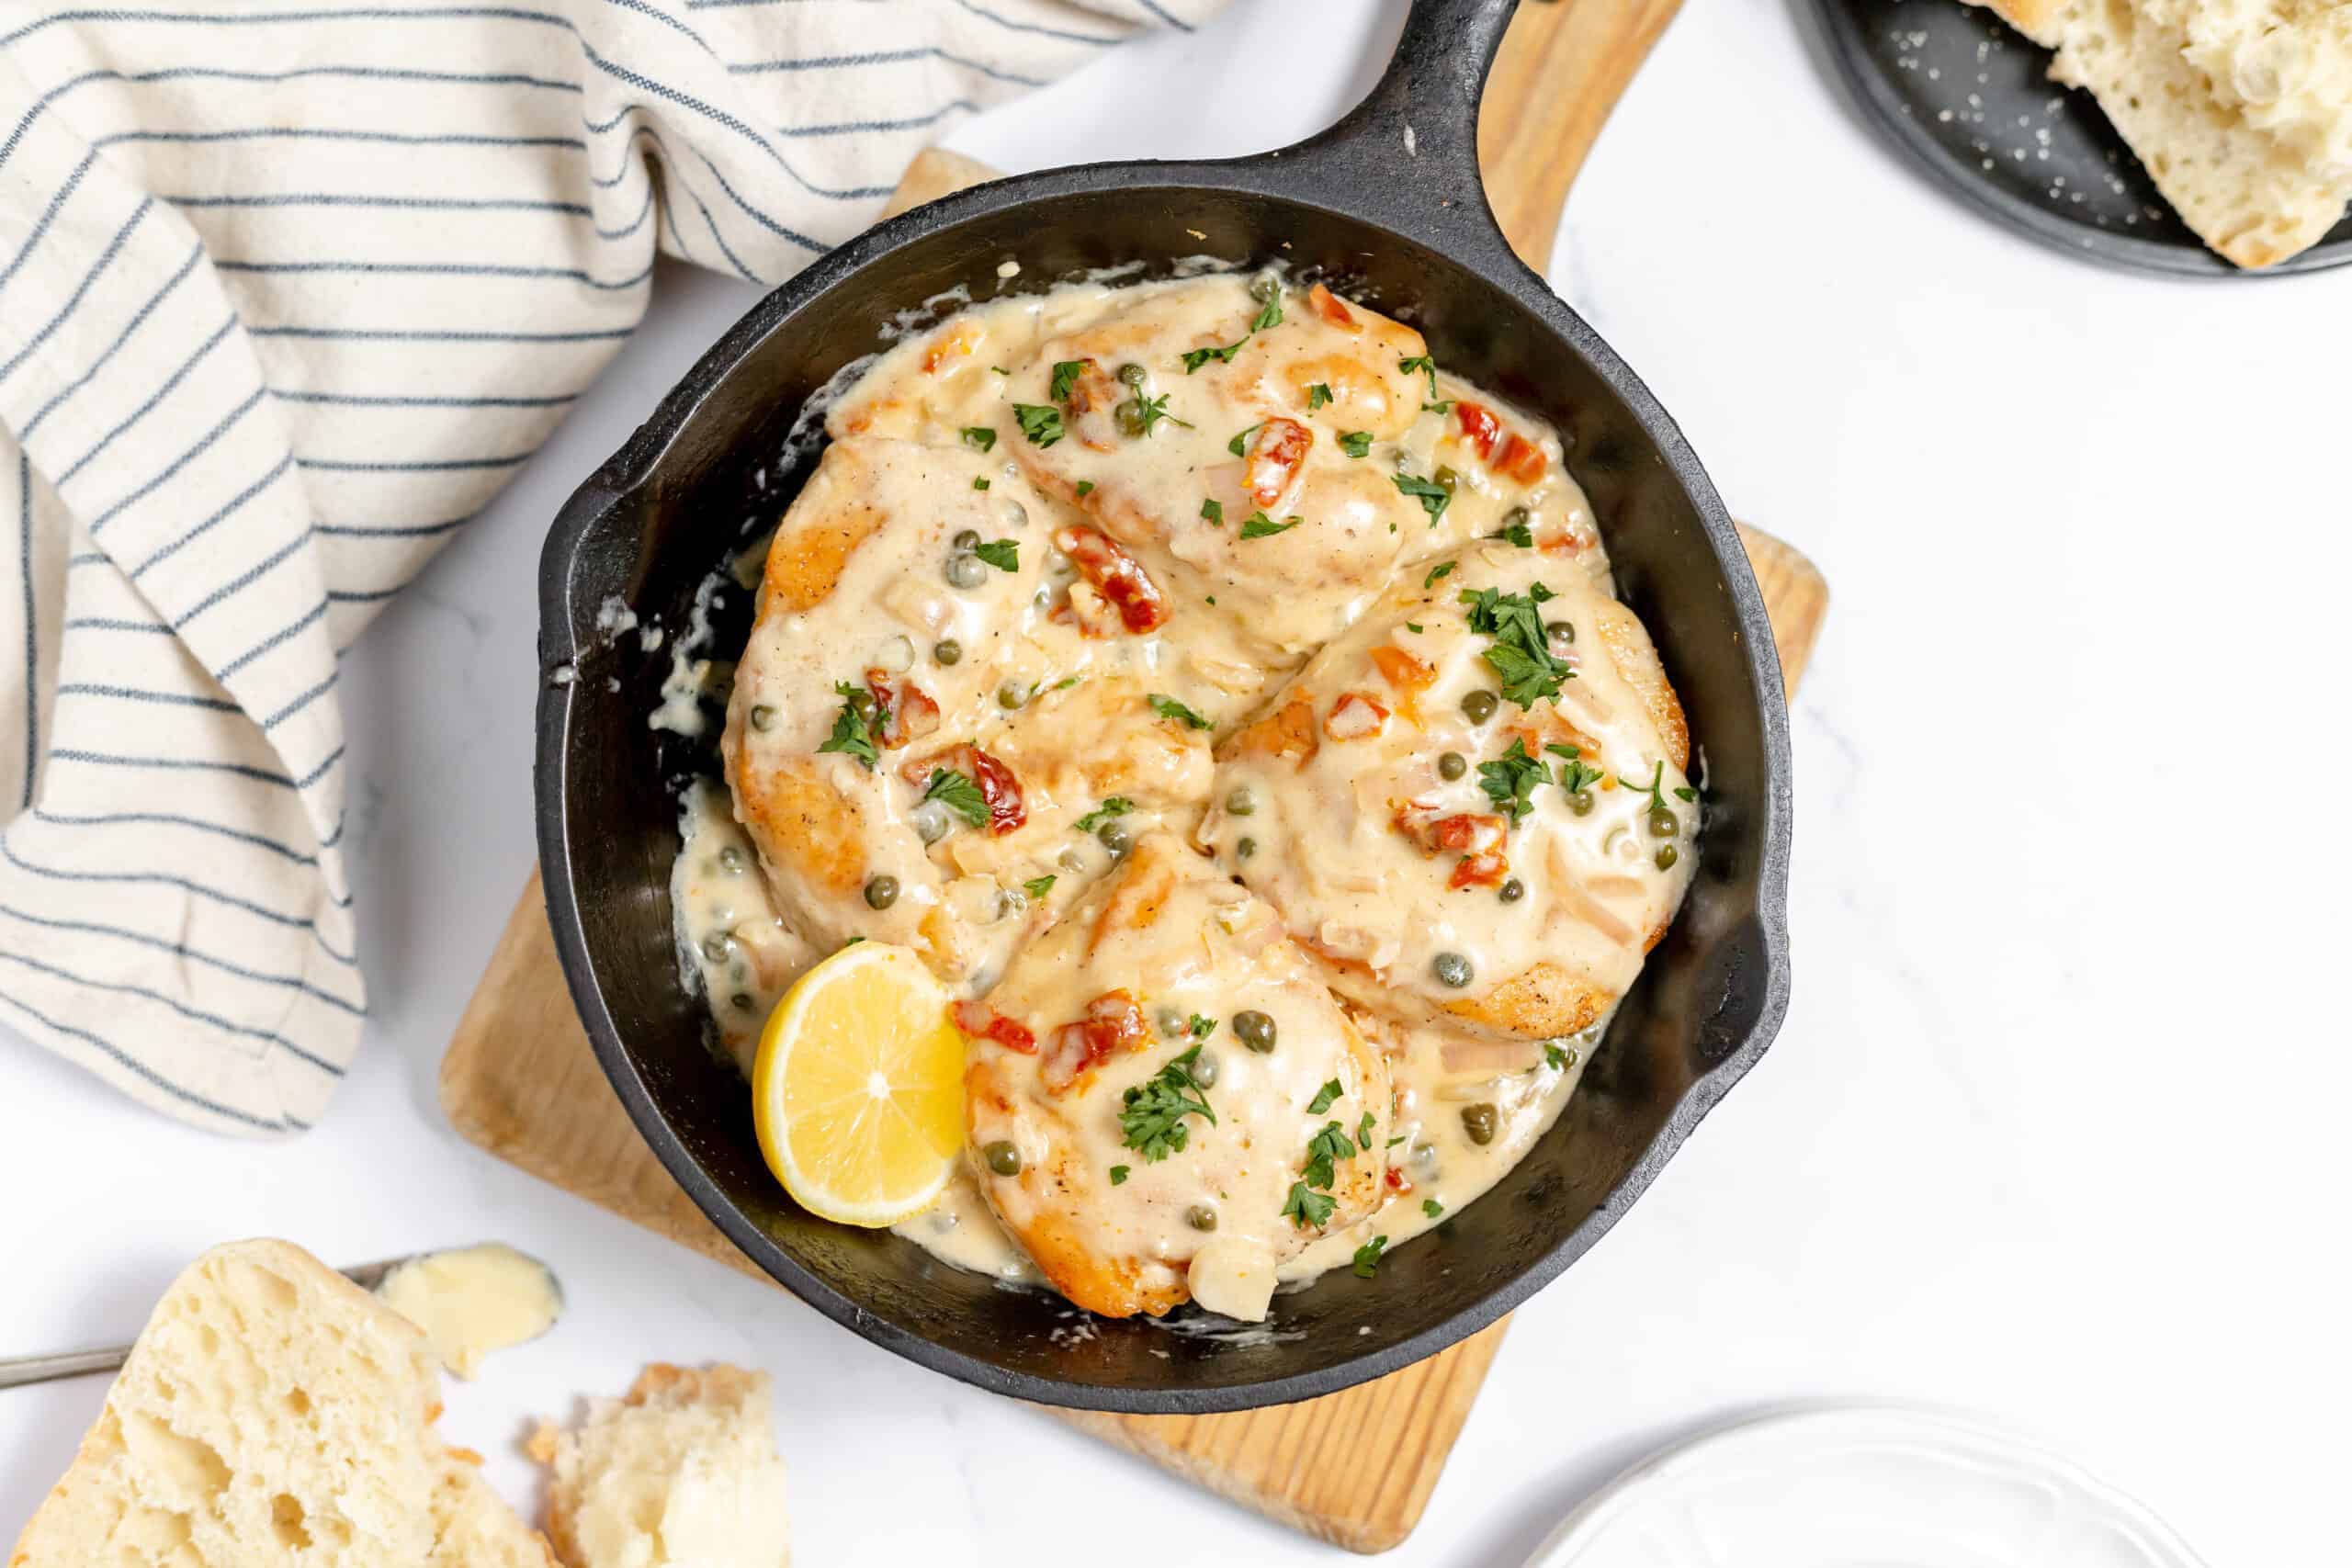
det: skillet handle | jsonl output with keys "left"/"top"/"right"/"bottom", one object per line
{"left": 1276, "top": 0, "right": 1523, "bottom": 269}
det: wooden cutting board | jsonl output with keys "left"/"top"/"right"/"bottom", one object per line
{"left": 443, "top": 2, "right": 1826, "bottom": 1552}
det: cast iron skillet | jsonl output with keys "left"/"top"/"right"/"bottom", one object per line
{"left": 537, "top": 0, "right": 1793, "bottom": 1415}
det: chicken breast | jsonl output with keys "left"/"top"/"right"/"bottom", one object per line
{"left": 1199, "top": 539, "right": 1697, "bottom": 1045}
{"left": 959, "top": 834, "right": 1391, "bottom": 1319}
{"left": 723, "top": 437, "right": 1212, "bottom": 993}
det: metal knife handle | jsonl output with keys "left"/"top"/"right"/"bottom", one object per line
{"left": 0, "top": 1346, "right": 132, "bottom": 1389}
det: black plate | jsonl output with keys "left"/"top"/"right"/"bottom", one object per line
{"left": 536, "top": 0, "right": 1792, "bottom": 1415}
{"left": 1807, "top": 0, "right": 2352, "bottom": 276}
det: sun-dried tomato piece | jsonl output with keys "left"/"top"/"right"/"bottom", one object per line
{"left": 1324, "top": 691, "right": 1390, "bottom": 741}
{"left": 1057, "top": 525, "right": 1168, "bottom": 634}
{"left": 1426, "top": 813, "right": 1508, "bottom": 856}
{"left": 1453, "top": 400, "right": 1501, "bottom": 461}
{"left": 1042, "top": 989, "right": 1150, "bottom": 1091}
{"left": 1243, "top": 416, "right": 1313, "bottom": 507}
{"left": 1307, "top": 283, "right": 1357, "bottom": 328}
{"left": 1494, "top": 432, "right": 1547, "bottom": 486}
{"left": 1449, "top": 851, "right": 1510, "bottom": 889}
{"left": 899, "top": 742, "right": 1026, "bottom": 835}
{"left": 954, "top": 1001, "right": 1036, "bottom": 1053}
{"left": 865, "top": 669, "right": 941, "bottom": 750}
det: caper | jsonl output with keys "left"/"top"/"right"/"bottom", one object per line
{"left": 1461, "top": 1102, "right": 1498, "bottom": 1145}
{"left": 1249, "top": 275, "right": 1279, "bottom": 304}
{"left": 864, "top": 874, "right": 899, "bottom": 910}
{"left": 1190, "top": 1053, "right": 1219, "bottom": 1089}
{"left": 717, "top": 846, "right": 745, "bottom": 874}
{"left": 1433, "top": 465, "right": 1460, "bottom": 495}
{"left": 1236, "top": 836, "right": 1257, "bottom": 860}
{"left": 1224, "top": 786, "right": 1257, "bottom": 817}
{"left": 699, "top": 931, "right": 734, "bottom": 964}
{"left": 1186, "top": 1204, "right": 1218, "bottom": 1232}
{"left": 1569, "top": 790, "right": 1596, "bottom": 816}
{"left": 1096, "top": 818, "right": 1133, "bottom": 856}
{"left": 944, "top": 553, "right": 988, "bottom": 590}
{"left": 844, "top": 689, "right": 876, "bottom": 717}
{"left": 997, "top": 680, "right": 1027, "bottom": 710}
{"left": 749, "top": 704, "right": 777, "bottom": 732}
{"left": 1116, "top": 361, "right": 1148, "bottom": 389}
{"left": 984, "top": 1140, "right": 1023, "bottom": 1177}
{"left": 1460, "top": 689, "right": 1499, "bottom": 725}
{"left": 1547, "top": 619, "right": 1575, "bottom": 644}
{"left": 1649, "top": 808, "right": 1679, "bottom": 839}
{"left": 1437, "top": 750, "right": 1467, "bottom": 781}
{"left": 1114, "top": 398, "right": 1148, "bottom": 437}
{"left": 1498, "top": 877, "right": 1525, "bottom": 904}
{"left": 1504, "top": 505, "right": 1532, "bottom": 532}
{"left": 1157, "top": 1006, "right": 1186, "bottom": 1039}
{"left": 933, "top": 639, "right": 962, "bottom": 665}
{"left": 952, "top": 527, "right": 982, "bottom": 552}
{"left": 994, "top": 889, "right": 1023, "bottom": 920}
{"left": 1655, "top": 844, "right": 1679, "bottom": 871}
{"left": 731, "top": 991, "right": 755, "bottom": 1012}
{"left": 1232, "top": 1010, "right": 1276, "bottom": 1054}
{"left": 911, "top": 802, "right": 951, "bottom": 845}
{"left": 1431, "top": 951, "right": 1473, "bottom": 988}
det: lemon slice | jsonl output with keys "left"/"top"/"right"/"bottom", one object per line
{"left": 751, "top": 942, "right": 967, "bottom": 1227}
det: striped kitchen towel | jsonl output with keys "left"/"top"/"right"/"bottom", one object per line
{"left": 0, "top": 0, "right": 1222, "bottom": 1136}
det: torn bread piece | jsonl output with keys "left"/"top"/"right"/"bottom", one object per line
{"left": 529, "top": 1363, "right": 791, "bottom": 1568}
{"left": 1973, "top": 0, "right": 2352, "bottom": 266}
{"left": 8, "top": 1238, "right": 555, "bottom": 1568}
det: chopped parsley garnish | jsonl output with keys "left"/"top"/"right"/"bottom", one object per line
{"left": 1302, "top": 1121, "right": 1356, "bottom": 1190}
{"left": 1023, "top": 874, "right": 1057, "bottom": 900}
{"left": 1189, "top": 1014, "right": 1216, "bottom": 1039}
{"left": 816, "top": 682, "right": 882, "bottom": 769}
{"left": 989, "top": 365, "right": 1011, "bottom": 375}
{"left": 1357, "top": 1111, "right": 1376, "bottom": 1151}
{"left": 1423, "top": 559, "right": 1457, "bottom": 590}
{"left": 1495, "top": 515, "right": 1533, "bottom": 547}
{"left": 1130, "top": 389, "right": 1190, "bottom": 435}
{"left": 1012, "top": 402, "right": 1064, "bottom": 447}
{"left": 1351, "top": 1235, "right": 1389, "bottom": 1278}
{"left": 1181, "top": 338, "right": 1246, "bottom": 373}
{"left": 1338, "top": 430, "right": 1374, "bottom": 458}
{"left": 1422, "top": 1198, "right": 1444, "bottom": 1219}
{"left": 1073, "top": 796, "right": 1133, "bottom": 834}
{"left": 1423, "top": 398, "right": 1455, "bottom": 414}
{"left": 1405, "top": 622, "right": 1424, "bottom": 634}
{"left": 1307, "top": 382, "right": 1332, "bottom": 410}
{"left": 1054, "top": 676, "right": 1080, "bottom": 690}
{"left": 1238, "top": 512, "right": 1299, "bottom": 540}
{"left": 1393, "top": 471, "right": 1452, "bottom": 524}
{"left": 1119, "top": 1044, "right": 1216, "bottom": 1162}
{"left": 1396, "top": 353, "right": 1440, "bottom": 401}
{"left": 1622, "top": 759, "right": 1697, "bottom": 811}
{"left": 1477, "top": 738, "right": 1549, "bottom": 826}
{"left": 1547, "top": 742, "right": 1604, "bottom": 795}
{"left": 960, "top": 425, "right": 997, "bottom": 452}
{"left": 1281, "top": 1181, "right": 1337, "bottom": 1230}
{"left": 1109, "top": 1164, "right": 1130, "bottom": 1185}
{"left": 1249, "top": 289, "right": 1283, "bottom": 333}
{"left": 1148, "top": 694, "right": 1212, "bottom": 730}
{"left": 1544, "top": 1042, "right": 1572, "bottom": 1070}
{"left": 923, "top": 768, "right": 989, "bottom": 828}
{"left": 1075, "top": 480, "right": 1094, "bottom": 496}
{"left": 1200, "top": 498, "right": 1224, "bottom": 525}
{"left": 972, "top": 537, "right": 1018, "bottom": 572}
{"left": 1460, "top": 582, "right": 1575, "bottom": 707}
{"left": 972, "top": 477, "right": 990, "bottom": 491}
{"left": 1048, "top": 359, "right": 1086, "bottom": 401}
{"left": 1227, "top": 422, "right": 1261, "bottom": 457}
{"left": 1306, "top": 1079, "right": 1343, "bottom": 1115}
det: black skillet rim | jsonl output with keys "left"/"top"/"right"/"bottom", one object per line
{"left": 1803, "top": 0, "right": 2352, "bottom": 278}
{"left": 535, "top": 0, "right": 1794, "bottom": 1415}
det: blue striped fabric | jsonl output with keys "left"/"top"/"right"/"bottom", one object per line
{"left": 0, "top": 0, "right": 1220, "bottom": 1135}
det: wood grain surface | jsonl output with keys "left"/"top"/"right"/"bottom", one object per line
{"left": 441, "top": 6, "right": 1844, "bottom": 1553}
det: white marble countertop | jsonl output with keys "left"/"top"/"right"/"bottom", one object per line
{"left": 5, "top": 4, "right": 2347, "bottom": 1562}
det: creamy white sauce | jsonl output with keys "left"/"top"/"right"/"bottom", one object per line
{"left": 664, "top": 275, "right": 1698, "bottom": 1317}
